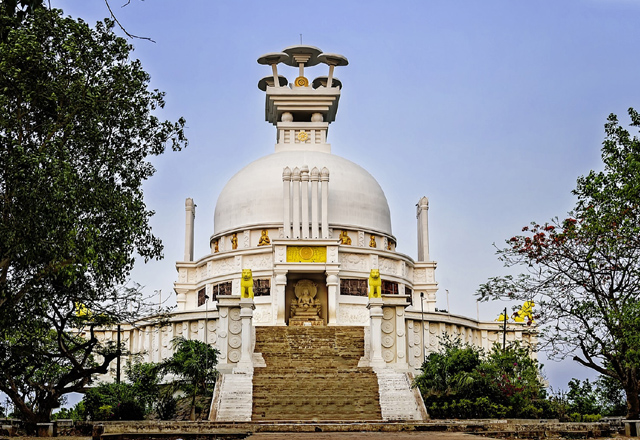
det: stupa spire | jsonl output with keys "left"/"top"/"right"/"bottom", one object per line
{"left": 257, "top": 45, "right": 348, "bottom": 153}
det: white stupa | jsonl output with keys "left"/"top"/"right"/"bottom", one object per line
{"left": 96, "top": 45, "right": 536, "bottom": 422}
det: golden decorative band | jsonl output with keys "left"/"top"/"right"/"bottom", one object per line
{"left": 286, "top": 246, "right": 327, "bottom": 263}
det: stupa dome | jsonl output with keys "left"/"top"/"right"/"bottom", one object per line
{"left": 213, "top": 150, "right": 392, "bottom": 237}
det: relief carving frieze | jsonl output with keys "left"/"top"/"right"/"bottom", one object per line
{"left": 214, "top": 258, "right": 236, "bottom": 276}
{"left": 414, "top": 269, "right": 426, "bottom": 283}
{"left": 379, "top": 257, "right": 397, "bottom": 275}
{"left": 338, "top": 305, "right": 368, "bottom": 325}
{"left": 244, "top": 253, "right": 272, "bottom": 269}
{"left": 253, "top": 305, "right": 273, "bottom": 324}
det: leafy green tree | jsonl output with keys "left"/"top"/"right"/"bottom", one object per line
{"left": 0, "top": 0, "right": 44, "bottom": 26}
{"left": 478, "top": 109, "right": 640, "bottom": 419}
{"left": 595, "top": 374, "right": 627, "bottom": 416}
{"left": 0, "top": 5, "right": 186, "bottom": 425}
{"left": 124, "top": 361, "right": 161, "bottom": 414}
{"left": 161, "top": 337, "right": 219, "bottom": 421}
{"left": 83, "top": 382, "right": 145, "bottom": 421}
{"left": 566, "top": 378, "right": 601, "bottom": 416}
{"left": 414, "top": 338, "right": 547, "bottom": 418}
{"left": 82, "top": 360, "right": 161, "bottom": 421}
{"left": 51, "top": 401, "right": 85, "bottom": 421}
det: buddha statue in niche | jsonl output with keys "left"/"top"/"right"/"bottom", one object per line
{"left": 290, "top": 279, "right": 323, "bottom": 325}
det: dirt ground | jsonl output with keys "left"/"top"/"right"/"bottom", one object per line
{"left": 0, "top": 435, "right": 623, "bottom": 440}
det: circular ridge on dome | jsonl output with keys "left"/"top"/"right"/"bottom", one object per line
{"left": 213, "top": 150, "right": 392, "bottom": 237}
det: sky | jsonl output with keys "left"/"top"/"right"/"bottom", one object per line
{"left": 51, "top": 0, "right": 640, "bottom": 391}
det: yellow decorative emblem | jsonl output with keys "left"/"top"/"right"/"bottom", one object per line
{"left": 368, "top": 269, "right": 382, "bottom": 298}
{"left": 241, "top": 269, "right": 254, "bottom": 299}
{"left": 297, "top": 131, "right": 309, "bottom": 142}
{"left": 286, "top": 246, "right": 327, "bottom": 263}
{"left": 294, "top": 76, "right": 309, "bottom": 87}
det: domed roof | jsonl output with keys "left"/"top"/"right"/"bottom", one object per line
{"left": 213, "top": 150, "right": 392, "bottom": 237}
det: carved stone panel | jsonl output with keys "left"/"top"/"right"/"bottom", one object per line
{"left": 337, "top": 304, "right": 368, "bottom": 325}
{"left": 339, "top": 253, "right": 366, "bottom": 271}
{"left": 379, "top": 257, "right": 397, "bottom": 276}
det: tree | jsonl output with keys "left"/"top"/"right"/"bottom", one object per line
{"left": 413, "top": 337, "right": 548, "bottom": 418}
{"left": 478, "top": 108, "right": 640, "bottom": 419}
{"left": 0, "top": 6, "right": 186, "bottom": 426}
{"left": 82, "top": 360, "right": 161, "bottom": 421}
{"left": 161, "top": 337, "right": 219, "bottom": 421}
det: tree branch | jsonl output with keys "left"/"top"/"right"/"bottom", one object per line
{"left": 103, "top": 0, "right": 155, "bottom": 43}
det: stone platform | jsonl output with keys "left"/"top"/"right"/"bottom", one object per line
{"left": 91, "top": 420, "right": 612, "bottom": 440}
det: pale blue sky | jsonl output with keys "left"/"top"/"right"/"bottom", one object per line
{"left": 52, "top": 0, "right": 640, "bottom": 390}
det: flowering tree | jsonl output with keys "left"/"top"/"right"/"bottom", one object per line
{"left": 478, "top": 108, "right": 640, "bottom": 419}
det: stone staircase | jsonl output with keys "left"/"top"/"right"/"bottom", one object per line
{"left": 252, "top": 326, "right": 382, "bottom": 420}
{"left": 211, "top": 371, "right": 253, "bottom": 421}
{"left": 375, "top": 368, "right": 425, "bottom": 420}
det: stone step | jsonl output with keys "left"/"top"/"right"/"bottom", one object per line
{"left": 252, "top": 326, "right": 381, "bottom": 421}
{"left": 212, "top": 372, "right": 253, "bottom": 422}
{"left": 375, "top": 368, "right": 424, "bottom": 421}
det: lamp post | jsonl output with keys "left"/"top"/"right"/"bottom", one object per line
{"left": 420, "top": 291, "right": 425, "bottom": 365}
{"left": 502, "top": 306, "right": 507, "bottom": 352}
{"left": 116, "top": 324, "right": 121, "bottom": 384}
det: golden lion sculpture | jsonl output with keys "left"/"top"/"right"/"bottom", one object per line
{"left": 513, "top": 300, "right": 535, "bottom": 324}
{"left": 368, "top": 269, "right": 382, "bottom": 298}
{"left": 495, "top": 312, "right": 509, "bottom": 323}
{"left": 241, "top": 269, "right": 254, "bottom": 299}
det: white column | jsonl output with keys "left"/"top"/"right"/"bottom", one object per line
{"left": 184, "top": 198, "right": 195, "bottom": 261}
{"left": 310, "top": 167, "right": 319, "bottom": 238}
{"left": 146, "top": 327, "right": 153, "bottom": 363}
{"left": 292, "top": 167, "right": 301, "bottom": 239}
{"left": 417, "top": 196, "right": 430, "bottom": 261}
{"left": 368, "top": 297, "right": 385, "bottom": 368}
{"left": 301, "top": 166, "right": 310, "bottom": 239}
{"left": 321, "top": 167, "right": 329, "bottom": 239}
{"left": 153, "top": 326, "right": 161, "bottom": 362}
{"left": 235, "top": 298, "right": 254, "bottom": 373}
{"left": 274, "top": 270, "right": 287, "bottom": 325}
{"left": 395, "top": 307, "right": 408, "bottom": 369}
{"left": 282, "top": 167, "right": 291, "bottom": 238}
{"left": 217, "top": 309, "right": 228, "bottom": 364}
{"left": 326, "top": 271, "right": 339, "bottom": 325}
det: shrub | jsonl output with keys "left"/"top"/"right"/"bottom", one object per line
{"left": 156, "top": 394, "right": 177, "bottom": 420}
{"left": 83, "top": 383, "right": 145, "bottom": 421}
{"left": 414, "top": 337, "right": 547, "bottom": 419}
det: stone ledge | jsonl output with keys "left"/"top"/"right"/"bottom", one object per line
{"left": 91, "top": 420, "right": 612, "bottom": 440}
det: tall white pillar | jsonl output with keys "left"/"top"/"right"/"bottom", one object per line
{"left": 274, "top": 270, "right": 287, "bottom": 325}
{"left": 310, "top": 167, "right": 320, "bottom": 238}
{"left": 368, "top": 297, "right": 385, "bottom": 368}
{"left": 417, "top": 196, "right": 430, "bottom": 262}
{"left": 292, "top": 167, "right": 301, "bottom": 239}
{"left": 235, "top": 298, "right": 254, "bottom": 373}
{"left": 321, "top": 167, "right": 329, "bottom": 239}
{"left": 301, "top": 166, "right": 310, "bottom": 239}
{"left": 326, "top": 271, "right": 339, "bottom": 325}
{"left": 184, "top": 198, "right": 196, "bottom": 261}
{"left": 282, "top": 167, "right": 291, "bottom": 238}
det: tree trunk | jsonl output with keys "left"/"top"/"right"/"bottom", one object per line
{"left": 190, "top": 384, "right": 197, "bottom": 421}
{"left": 625, "top": 384, "right": 640, "bottom": 419}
